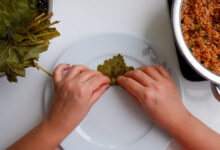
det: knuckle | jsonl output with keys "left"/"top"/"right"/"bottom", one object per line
{"left": 146, "top": 66, "right": 152, "bottom": 69}
{"left": 59, "top": 83, "right": 72, "bottom": 97}
{"left": 55, "top": 64, "right": 65, "bottom": 70}
{"left": 142, "top": 90, "right": 155, "bottom": 105}
{"left": 76, "top": 86, "right": 86, "bottom": 97}
{"left": 65, "top": 83, "right": 73, "bottom": 92}
{"left": 69, "top": 65, "right": 80, "bottom": 73}
{"left": 144, "top": 66, "right": 153, "bottom": 72}
{"left": 153, "top": 82, "right": 164, "bottom": 92}
{"left": 70, "top": 65, "right": 77, "bottom": 69}
{"left": 71, "top": 65, "right": 88, "bottom": 72}
{"left": 155, "top": 82, "right": 166, "bottom": 92}
{"left": 78, "top": 64, "right": 88, "bottom": 70}
{"left": 151, "top": 81, "right": 159, "bottom": 88}
{"left": 83, "top": 70, "right": 92, "bottom": 75}
{"left": 133, "top": 69, "right": 141, "bottom": 76}
{"left": 157, "top": 65, "right": 164, "bottom": 69}
{"left": 56, "top": 64, "right": 63, "bottom": 69}
{"left": 143, "top": 90, "right": 150, "bottom": 99}
{"left": 53, "top": 69, "right": 59, "bottom": 76}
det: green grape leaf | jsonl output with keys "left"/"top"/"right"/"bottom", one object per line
{"left": 97, "top": 54, "right": 134, "bottom": 85}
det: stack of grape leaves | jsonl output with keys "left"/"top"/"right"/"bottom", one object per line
{"left": 0, "top": 0, "right": 59, "bottom": 82}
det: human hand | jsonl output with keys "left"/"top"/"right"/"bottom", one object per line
{"left": 117, "top": 66, "right": 189, "bottom": 131}
{"left": 46, "top": 64, "right": 110, "bottom": 134}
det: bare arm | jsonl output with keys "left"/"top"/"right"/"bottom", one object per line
{"left": 7, "top": 119, "right": 69, "bottom": 150}
{"left": 117, "top": 66, "right": 220, "bottom": 150}
{"left": 169, "top": 112, "right": 220, "bottom": 150}
{"left": 8, "top": 64, "right": 110, "bottom": 150}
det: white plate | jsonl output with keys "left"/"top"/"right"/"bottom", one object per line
{"left": 44, "top": 33, "right": 181, "bottom": 150}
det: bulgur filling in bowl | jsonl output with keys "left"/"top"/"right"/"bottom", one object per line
{"left": 181, "top": 0, "right": 220, "bottom": 75}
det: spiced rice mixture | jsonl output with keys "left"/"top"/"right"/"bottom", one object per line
{"left": 181, "top": 0, "right": 220, "bottom": 75}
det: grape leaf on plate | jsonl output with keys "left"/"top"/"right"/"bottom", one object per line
{"left": 97, "top": 54, "right": 134, "bottom": 85}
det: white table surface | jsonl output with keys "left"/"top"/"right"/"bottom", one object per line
{"left": 0, "top": 0, "right": 220, "bottom": 150}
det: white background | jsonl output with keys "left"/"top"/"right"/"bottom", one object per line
{"left": 0, "top": 0, "right": 220, "bottom": 149}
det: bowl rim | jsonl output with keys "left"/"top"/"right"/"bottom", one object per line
{"left": 172, "top": 0, "right": 220, "bottom": 85}
{"left": 48, "top": 0, "right": 54, "bottom": 14}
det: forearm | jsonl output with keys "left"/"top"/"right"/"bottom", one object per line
{"left": 168, "top": 111, "right": 220, "bottom": 150}
{"left": 7, "top": 118, "right": 70, "bottom": 150}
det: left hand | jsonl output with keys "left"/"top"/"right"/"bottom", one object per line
{"left": 46, "top": 64, "right": 110, "bottom": 134}
{"left": 7, "top": 64, "right": 110, "bottom": 150}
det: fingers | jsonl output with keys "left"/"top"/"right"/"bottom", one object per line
{"left": 53, "top": 64, "right": 70, "bottom": 84}
{"left": 75, "top": 70, "right": 102, "bottom": 82}
{"left": 139, "top": 66, "right": 163, "bottom": 81}
{"left": 64, "top": 65, "right": 89, "bottom": 80}
{"left": 85, "top": 75, "right": 110, "bottom": 93}
{"left": 124, "top": 69, "right": 154, "bottom": 87}
{"left": 126, "top": 90, "right": 142, "bottom": 106}
{"left": 154, "top": 66, "right": 172, "bottom": 79}
{"left": 117, "top": 76, "right": 145, "bottom": 101}
{"left": 90, "top": 84, "right": 109, "bottom": 104}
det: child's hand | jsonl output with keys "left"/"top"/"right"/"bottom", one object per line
{"left": 9, "top": 65, "right": 220, "bottom": 150}
{"left": 117, "top": 66, "right": 189, "bottom": 131}
{"left": 46, "top": 64, "right": 110, "bottom": 134}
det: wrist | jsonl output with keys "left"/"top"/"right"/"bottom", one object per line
{"left": 42, "top": 117, "right": 72, "bottom": 141}
{"left": 44, "top": 111, "right": 84, "bottom": 137}
{"left": 166, "top": 107, "right": 193, "bottom": 137}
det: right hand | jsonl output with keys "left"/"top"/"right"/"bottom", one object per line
{"left": 117, "top": 66, "right": 190, "bottom": 131}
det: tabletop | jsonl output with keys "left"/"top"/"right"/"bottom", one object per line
{"left": 0, "top": 0, "right": 220, "bottom": 150}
